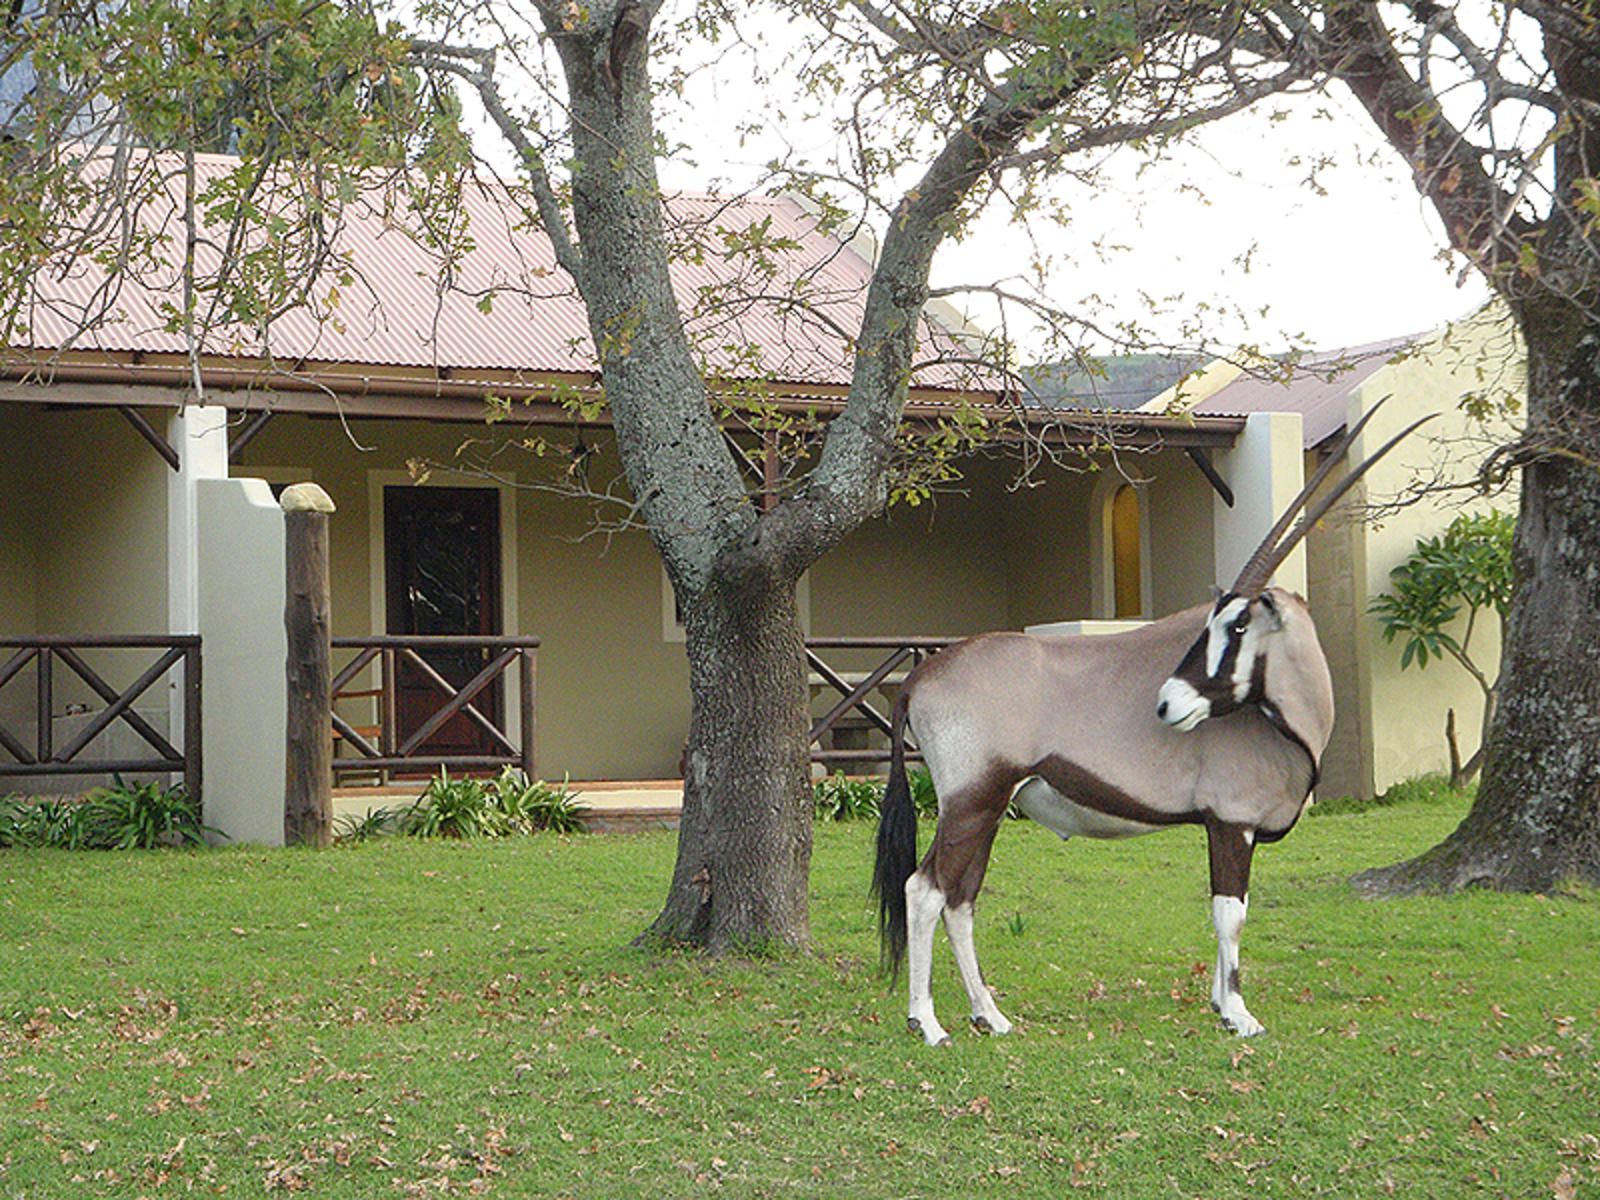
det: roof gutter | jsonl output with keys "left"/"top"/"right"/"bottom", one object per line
{"left": 0, "top": 359, "right": 1246, "bottom": 447}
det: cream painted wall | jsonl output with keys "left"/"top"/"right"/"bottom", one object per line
{"left": 814, "top": 456, "right": 1015, "bottom": 639}
{"left": 1347, "top": 306, "right": 1522, "bottom": 796}
{"left": 1304, "top": 464, "right": 1367, "bottom": 801}
{"left": 233, "top": 417, "right": 1234, "bottom": 781}
{"left": 31, "top": 407, "right": 170, "bottom": 640}
{"left": 998, "top": 461, "right": 1096, "bottom": 629}
{"left": 0, "top": 406, "right": 39, "bottom": 735}
{"left": 1146, "top": 457, "right": 1218, "bottom": 617}
{"left": 236, "top": 418, "right": 692, "bottom": 780}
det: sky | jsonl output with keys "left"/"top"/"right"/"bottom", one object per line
{"left": 638, "top": 25, "right": 1493, "bottom": 364}
{"left": 466, "top": 13, "right": 1493, "bottom": 365}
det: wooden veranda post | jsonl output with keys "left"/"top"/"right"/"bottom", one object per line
{"left": 282, "top": 483, "right": 336, "bottom": 848}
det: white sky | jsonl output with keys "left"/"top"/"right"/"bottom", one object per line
{"left": 645, "top": 63, "right": 1489, "bottom": 362}
{"left": 468, "top": 16, "right": 1492, "bottom": 363}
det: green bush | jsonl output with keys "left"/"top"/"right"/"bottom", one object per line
{"left": 399, "top": 769, "right": 501, "bottom": 839}
{"left": 487, "top": 767, "right": 588, "bottom": 834}
{"left": 382, "top": 768, "right": 588, "bottom": 842}
{"left": 333, "top": 806, "right": 401, "bottom": 843}
{"left": 80, "top": 779, "right": 214, "bottom": 848}
{"left": 812, "top": 772, "right": 883, "bottom": 821}
{"left": 1, "top": 780, "right": 213, "bottom": 849}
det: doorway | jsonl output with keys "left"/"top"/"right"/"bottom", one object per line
{"left": 383, "top": 486, "right": 503, "bottom": 759}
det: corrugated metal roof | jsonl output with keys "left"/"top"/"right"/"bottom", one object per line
{"left": 1190, "top": 336, "right": 1418, "bottom": 448}
{"left": 17, "top": 151, "right": 985, "bottom": 394}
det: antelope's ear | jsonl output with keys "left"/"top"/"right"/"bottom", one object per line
{"left": 1257, "top": 591, "right": 1284, "bottom": 632}
{"left": 1208, "top": 584, "right": 1224, "bottom": 603}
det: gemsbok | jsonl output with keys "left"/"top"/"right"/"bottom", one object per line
{"left": 874, "top": 404, "right": 1429, "bottom": 1044}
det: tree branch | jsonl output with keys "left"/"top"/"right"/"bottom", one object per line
{"left": 412, "top": 39, "right": 584, "bottom": 282}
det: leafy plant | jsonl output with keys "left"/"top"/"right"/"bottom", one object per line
{"left": 1369, "top": 509, "right": 1514, "bottom": 785}
{"left": 80, "top": 778, "right": 215, "bottom": 849}
{"left": 812, "top": 773, "right": 883, "bottom": 822}
{"left": 486, "top": 767, "right": 587, "bottom": 835}
{"left": 0, "top": 780, "right": 212, "bottom": 849}
{"left": 0, "top": 795, "right": 24, "bottom": 848}
{"left": 397, "top": 768, "right": 588, "bottom": 839}
{"left": 10, "top": 796, "right": 92, "bottom": 849}
{"left": 334, "top": 806, "right": 400, "bottom": 844}
{"left": 399, "top": 769, "right": 502, "bottom": 840}
{"left": 909, "top": 767, "right": 940, "bottom": 819}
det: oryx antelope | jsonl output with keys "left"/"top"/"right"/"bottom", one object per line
{"left": 874, "top": 405, "right": 1429, "bottom": 1045}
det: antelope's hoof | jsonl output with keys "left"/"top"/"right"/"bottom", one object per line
{"left": 1219, "top": 1012, "right": 1266, "bottom": 1038}
{"left": 971, "top": 1014, "right": 1012, "bottom": 1036}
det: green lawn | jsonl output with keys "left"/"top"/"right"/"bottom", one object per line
{"left": 1, "top": 795, "right": 1596, "bottom": 1198}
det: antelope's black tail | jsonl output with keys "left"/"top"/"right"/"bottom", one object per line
{"left": 872, "top": 690, "right": 917, "bottom": 981}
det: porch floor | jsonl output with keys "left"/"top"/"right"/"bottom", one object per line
{"left": 332, "top": 778, "right": 684, "bottom": 834}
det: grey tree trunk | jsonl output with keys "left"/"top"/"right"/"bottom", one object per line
{"left": 1357, "top": 316, "right": 1600, "bottom": 894}
{"left": 645, "top": 565, "right": 814, "bottom": 950}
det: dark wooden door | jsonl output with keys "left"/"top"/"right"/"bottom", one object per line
{"left": 384, "top": 486, "right": 502, "bottom": 759}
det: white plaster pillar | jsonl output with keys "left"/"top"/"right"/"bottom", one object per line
{"left": 1213, "top": 411, "right": 1307, "bottom": 595}
{"left": 195, "top": 476, "right": 287, "bottom": 845}
{"left": 166, "top": 405, "right": 230, "bottom": 634}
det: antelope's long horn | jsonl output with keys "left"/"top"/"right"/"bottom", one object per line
{"left": 1232, "top": 403, "right": 1436, "bottom": 595}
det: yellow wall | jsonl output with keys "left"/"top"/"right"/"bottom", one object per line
{"left": 1146, "top": 457, "right": 1217, "bottom": 615}
{"left": 997, "top": 460, "right": 1096, "bottom": 628}
{"left": 813, "top": 455, "right": 1015, "bottom": 639}
{"left": 1304, "top": 459, "right": 1367, "bottom": 801}
{"left": 29, "top": 407, "right": 170, "bottom": 639}
{"left": 238, "top": 419, "right": 1201, "bottom": 780}
{"left": 0, "top": 405, "right": 38, "bottom": 638}
{"left": 1349, "top": 305, "right": 1522, "bottom": 796}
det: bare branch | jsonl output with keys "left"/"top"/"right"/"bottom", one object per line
{"left": 412, "top": 39, "right": 584, "bottom": 282}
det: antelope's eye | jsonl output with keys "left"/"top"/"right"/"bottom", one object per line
{"left": 1231, "top": 616, "right": 1249, "bottom": 636}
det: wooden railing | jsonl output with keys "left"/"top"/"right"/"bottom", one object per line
{"left": 330, "top": 635, "right": 538, "bottom": 783}
{"left": 0, "top": 635, "right": 202, "bottom": 797}
{"left": 805, "top": 636, "right": 953, "bottom": 766}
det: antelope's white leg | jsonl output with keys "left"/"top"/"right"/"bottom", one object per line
{"left": 943, "top": 902, "right": 1012, "bottom": 1035}
{"left": 1211, "top": 894, "right": 1264, "bottom": 1037}
{"left": 905, "top": 872, "right": 951, "bottom": 1046}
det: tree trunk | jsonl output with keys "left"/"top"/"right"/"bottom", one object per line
{"left": 1356, "top": 317, "right": 1600, "bottom": 895}
{"left": 643, "top": 564, "right": 814, "bottom": 952}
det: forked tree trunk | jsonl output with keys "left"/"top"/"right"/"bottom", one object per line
{"left": 1356, "top": 315, "right": 1600, "bottom": 895}
{"left": 643, "top": 566, "right": 815, "bottom": 951}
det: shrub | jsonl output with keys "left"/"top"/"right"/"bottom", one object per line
{"left": 79, "top": 778, "right": 215, "bottom": 848}
{"left": 812, "top": 772, "right": 883, "bottom": 821}
{"left": 333, "top": 806, "right": 401, "bottom": 843}
{"left": 1, "top": 780, "right": 212, "bottom": 849}
{"left": 486, "top": 767, "right": 587, "bottom": 835}
{"left": 399, "top": 769, "right": 501, "bottom": 839}
{"left": 390, "top": 768, "right": 588, "bottom": 840}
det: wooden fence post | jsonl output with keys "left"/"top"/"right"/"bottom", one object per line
{"left": 282, "top": 483, "right": 336, "bottom": 848}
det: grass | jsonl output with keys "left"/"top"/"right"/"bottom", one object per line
{"left": 0, "top": 792, "right": 1596, "bottom": 1198}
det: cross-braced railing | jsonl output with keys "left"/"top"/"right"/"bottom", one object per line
{"left": 805, "top": 636, "right": 953, "bottom": 766}
{"left": 0, "top": 635, "right": 202, "bottom": 797}
{"left": 330, "top": 635, "right": 538, "bottom": 783}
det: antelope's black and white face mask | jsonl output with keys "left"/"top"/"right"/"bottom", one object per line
{"left": 1157, "top": 591, "right": 1283, "bottom": 732}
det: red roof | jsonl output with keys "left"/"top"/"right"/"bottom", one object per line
{"left": 1191, "top": 337, "right": 1418, "bottom": 448}
{"left": 17, "top": 151, "right": 987, "bottom": 396}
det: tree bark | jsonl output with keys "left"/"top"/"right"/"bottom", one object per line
{"left": 643, "top": 561, "right": 814, "bottom": 952}
{"left": 1356, "top": 320, "right": 1600, "bottom": 895}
